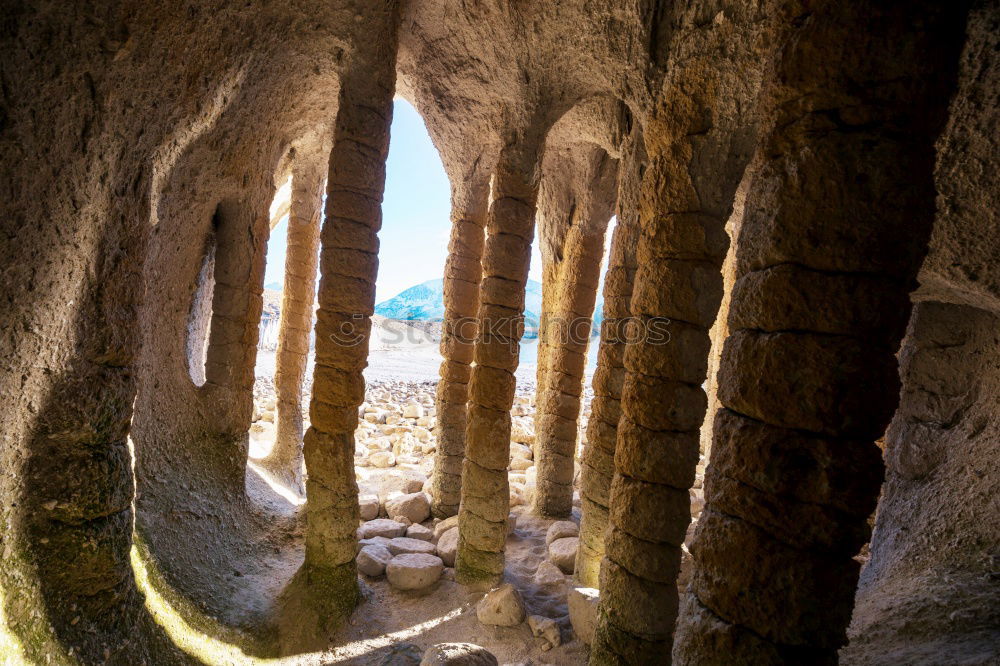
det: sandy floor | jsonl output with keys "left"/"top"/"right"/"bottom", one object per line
{"left": 321, "top": 505, "right": 588, "bottom": 665}
{"left": 240, "top": 339, "right": 596, "bottom": 664}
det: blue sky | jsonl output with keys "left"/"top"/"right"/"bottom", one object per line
{"left": 264, "top": 99, "right": 545, "bottom": 303}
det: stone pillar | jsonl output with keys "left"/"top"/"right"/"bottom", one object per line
{"left": 673, "top": 3, "right": 967, "bottom": 664}
{"left": 264, "top": 151, "right": 326, "bottom": 491}
{"left": 431, "top": 176, "right": 489, "bottom": 518}
{"left": 203, "top": 200, "right": 268, "bottom": 404}
{"left": 302, "top": 13, "right": 399, "bottom": 617}
{"left": 574, "top": 132, "right": 643, "bottom": 587}
{"left": 532, "top": 148, "right": 617, "bottom": 519}
{"left": 201, "top": 198, "right": 270, "bottom": 494}
{"left": 456, "top": 139, "right": 542, "bottom": 586}
{"left": 590, "top": 3, "right": 776, "bottom": 662}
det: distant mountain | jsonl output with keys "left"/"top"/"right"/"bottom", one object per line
{"left": 264, "top": 281, "right": 283, "bottom": 291}
{"left": 375, "top": 278, "right": 603, "bottom": 337}
{"left": 375, "top": 279, "right": 449, "bottom": 321}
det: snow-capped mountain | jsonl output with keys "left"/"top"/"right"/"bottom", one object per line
{"left": 374, "top": 278, "right": 603, "bottom": 335}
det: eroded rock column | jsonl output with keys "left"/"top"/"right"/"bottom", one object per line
{"left": 574, "top": 132, "right": 643, "bottom": 586}
{"left": 591, "top": 4, "right": 774, "bottom": 662}
{"left": 673, "top": 3, "right": 967, "bottom": 663}
{"left": 431, "top": 176, "right": 489, "bottom": 518}
{"left": 202, "top": 199, "right": 271, "bottom": 494}
{"left": 302, "top": 12, "right": 399, "bottom": 616}
{"left": 532, "top": 147, "right": 617, "bottom": 518}
{"left": 265, "top": 150, "right": 326, "bottom": 490}
{"left": 456, "top": 139, "right": 542, "bottom": 585}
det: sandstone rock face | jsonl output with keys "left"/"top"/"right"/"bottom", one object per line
{"left": 574, "top": 132, "right": 643, "bottom": 589}
{"left": 263, "top": 152, "right": 326, "bottom": 492}
{"left": 476, "top": 584, "right": 526, "bottom": 627}
{"left": 672, "top": 4, "right": 970, "bottom": 664}
{"left": 385, "top": 492, "right": 431, "bottom": 524}
{"left": 386, "top": 553, "right": 445, "bottom": 591}
{"left": 357, "top": 544, "right": 393, "bottom": 577}
{"left": 431, "top": 173, "right": 489, "bottom": 519}
{"left": 844, "top": 303, "right": 1000, "bottom": 664}
{"left": 420, "top": 643, "right": 498, "bottom": 666}
{"left": 1, "top": 0, "right": 992, "bottom": 661}
{"left": 532, "top": 142, "right": 617, "bottom": 519}
{"left": 455, "top": 147, "right": 542, "bottom": 586}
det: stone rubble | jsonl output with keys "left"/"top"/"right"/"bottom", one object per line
{"left": 386, "top": 553, "right": 445, "bottom": 591}
{"left": 527, "top": 615, "right": 562, "bottom": 651}
{"left": 476, "top": 584, "right": 526, "bottom": 627}
{"left": 547, "top": 537, "right": 579, "bottom": 575}
{"left": 357, "top": 544, "right": 393, "bottom": 577}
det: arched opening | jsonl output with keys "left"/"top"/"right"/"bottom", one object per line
{"left": 247, "top": 98, "right": 453, "bottom": 510}
{"left": 186, "top": 215, "right": 218, "bottom": 387}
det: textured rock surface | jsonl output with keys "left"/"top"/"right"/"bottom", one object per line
{"left": 264, "top": 148, "right": 327, "bottom": 491}
{"left": 385, "top": 492, "right": 432, "bottom": 525}
{"left": 844, "top": 303, "right": 1000, "bottom": 665}
{"left": 436, "top": 527, "right": 459, "bottom": 568}
{"left": 574, "top": 132, "right": 643, "bottom": 587}
{"left": 357, "top": 544, "right": 393, "bottom": 577}
{"left": 568, "top": 586, "right": 600, "bottom": 646}
{"left": 456, "top": 140, "right": 543, "bottom": 585}
{"left": 386, "top": 553, "right": 445, "bottom": 591}
{"left": 528, "top": 615, "right": 562, "bottom": 651}
{"left": 0, "top": 0, "right": 995, "bottom": 662}
{"left": 362, "top": 519, "right": 409, "bottom": 540}
{"left": 476, "top": 584, "right": 527, "bottom": 627}
{"left": 674, "top": 3, "right": 970, "bottom": 664}
{"left": 388, "top": 537, "right": 438, "bottom": 556}
{"left": 534, "top": 561, "right": 567, "bottom": 588}
{"left": 532, "top": 139, "right": 617, "bottom": 518}
{"left": 545, "top": 521, "right": 579, "bottom": 546}
{"left": 420, "top": 643, "right": 499, "bottom": 666}
{"left": 548, "top": 537, "right": 579, "bottom": 575}
{"left": 592, "top": 2, "right": 779, "bottom": 661}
